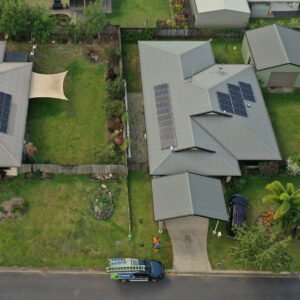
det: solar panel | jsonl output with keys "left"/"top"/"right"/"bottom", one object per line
{"left": 0, "top": 92, "right": 12, "bottom": 133}
{"left": 227, "top": 84, "right": 247, "bottom": 117}
{"left": 217, "top": 92, "right": 234, "bottom": 114}
{"left": 154, "top": 83, "right": 177, "bottom": 149}
{"left": 239, "top": 81, "right": 255, "bottom": 102}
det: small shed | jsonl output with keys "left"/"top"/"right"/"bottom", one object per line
{"left": 188, "top": 0, "right": 250, "bottom": 28}
{"left": 152, "top": 172, "right": 228, "bottom": 222}
{"left": 242, "top": 24, "right": 300, "bottom": 88}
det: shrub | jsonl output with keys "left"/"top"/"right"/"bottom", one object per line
{"left": 105, "top": 100, "right": 125, "bottom": 118}
{"left": 258, "top": 161, "right": 280, "bottom": 177}
{"left": 106, "top": 76, "right": 125, "bottom": 100}
{"left": 287, "top": 154, "right": 300, "bottom": 175}
{"left": 105, "top": 67, "right": 119, "bottom": 81}
{"left": 105, "top": 47, "right": 120, "bottom": 65}
{"left": 121, "top": 28, "right": 155, "bottom": 43}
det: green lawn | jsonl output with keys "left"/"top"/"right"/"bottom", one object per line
{"left": 122, "top": 43, "right": 142, "bottom": 92}
{"left": 19, "top": 43, "right": 110, "bottom": 164}
{"left": 108, "top": 0, "right": 171, "bottom": 28}
{"left": 0, "top": 173, "right": 172, "bottom": 268}
{"left": 128, "top": 172, "right": 172, "bottom": 268}
{"left": 264, "top": 91, "right": 300, "bottom": 159}
{"left": 211, "top": 39, "right": 243, "bottom": 64}
{"left": 208, "top": 176, "right": 300, "bottom": 271}
{"left": 0, "top": 175, "right": 129, "bottom": 267}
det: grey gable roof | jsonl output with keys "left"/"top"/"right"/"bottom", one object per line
{"left": 152, "top": 172, "right": 228, "bottom": 221}
{"left": 139, "top": 41, "right": 281, "bottom": 177}
{"left": 0, "top": 58, "right": 33, "bottom": 167}
{"left": 245, "top": 24, "right": 300, "bottom": 71}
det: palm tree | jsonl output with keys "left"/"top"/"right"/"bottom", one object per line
{"left": 263, "top": 181, "right": 300, "bottom": 236}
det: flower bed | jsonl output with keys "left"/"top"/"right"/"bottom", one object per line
{"left": 91, "top": 185, "right": 113, "bottom": 220}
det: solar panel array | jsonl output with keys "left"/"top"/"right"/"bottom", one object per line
{"left": 217, "top": 82, "right": 256, "bottom": 117}
{"left": 154, "top": 83, "right": 177, "bottom": 149}
{"left": 228, "top": 84, "right": 247, "bottom": 117}
{"left": 0, "top": 92, "right": 12, "bottom": 133}
{"left": 239, "top": 81, "right": 255, "bottom": 102}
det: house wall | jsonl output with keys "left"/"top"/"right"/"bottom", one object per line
{"left": 257, "top": 64, "right": 300, "bottom": 87}
{"left": 250, "top": 2, "right": 300, "bottom": 17}
{"left": 241, "top": 35, "right": 254, "bottom": 64}
{"left": 189, "top": 5, "right": 250, "bottom": 28}
{"left": 250, "top": 3, "right": 270, "bottom": 17}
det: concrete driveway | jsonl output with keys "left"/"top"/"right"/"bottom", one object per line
{"left": 165, "top": 216, "right": 212, "bottom": 272}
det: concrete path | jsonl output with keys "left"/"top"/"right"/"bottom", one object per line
{"left": 166, "top": 216, "right": 212, "bottom": 273}
{"left": 127, "top": 92, "right": 148, "bottom": 172}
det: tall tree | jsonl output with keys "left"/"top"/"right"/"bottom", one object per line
{"left": 263, "top": 181, "right": 300, "bottom": 236}
{"left": 231, "top": 225, "right": 292, "bottom": 272}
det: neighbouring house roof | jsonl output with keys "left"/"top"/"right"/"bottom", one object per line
{"left": 0, "top": 42, "right": 33, "bottom": 167}
{"left": 195, "top": 0, "right": 250, "bottom": 14}
{"left": 138, "top": 41, "right": 281, "bottom": 177}
{"left": 152, "top": 172, "right": 228, "bottom": 221}
{"left": 245, "top": 24, "right": 300, "bottom": 71}
{"left": 102, "top": 0, "right": 112, "bottom": 14}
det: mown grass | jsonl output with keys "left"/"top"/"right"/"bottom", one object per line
{"left": 0, "top": 175, "right": 129, "bottom": 267}
{"left": 128, "top": 172, "right": 172, "bottom": 268}
{"left": 264, "top": 91, "right": 300, "bottom": 159}
{"left": 108, "top": 0, "right": 171, "bottom": 28}
{"left": 122, "top": 43, "right": 142, "bottom": 92}
{"left": 208, "top": 176, "right": 300, "bottom": 271}
{"left": 11, "top": 43, "right": 110, "bottom": 164}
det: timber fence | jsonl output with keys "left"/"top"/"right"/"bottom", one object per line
{"left": 18, "top": 164, "right": 127, "bottom": 175}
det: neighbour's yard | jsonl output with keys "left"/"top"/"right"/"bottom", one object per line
{"left": 0, "top": 173, "right": 172, "bottom": 268}
{"left": 108, "top": 0, "right": 171, "bottom": 28}
{"left": 264, "top": 91, "right": 300, "bottom": 159}
{"left": 208, "top": 176, "right": 300, "bottom": 271}
{"left": 7, "top": 43, "right": 113, "bottom": 165}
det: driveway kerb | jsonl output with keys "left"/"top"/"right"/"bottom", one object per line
{"left": 0, "top": 267, "right": 298, "bottom": 278}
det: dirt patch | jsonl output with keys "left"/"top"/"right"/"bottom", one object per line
{"left": 0, "top": 198, "right": 27, "bottom": 222}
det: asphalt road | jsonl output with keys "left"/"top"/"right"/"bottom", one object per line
{"left": 0, "top": 272, "right": 299, "bottom": 300}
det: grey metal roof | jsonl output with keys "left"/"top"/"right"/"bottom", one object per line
{"left": 245, "top": 24, "right": 300, "bottom": 71}
{"left": 102, "top": 0, "right": 112, "bottom": 14}
{"left": 195, "top": 0, "right": 250, "bottom": 13}
{"left": 152, "top": 172, "right": 228, "bottom": 221}
{"left": 0, "top": 52, "right": 33, "bottom": 167}
{"left": 138, "top": 41, "right": 281, "bottom": 177}
{"left": 0, "top": 41, "right": 6, "bottom": 63}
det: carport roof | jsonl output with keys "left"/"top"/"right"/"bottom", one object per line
{"left": 152, "top": 172, "right": 228, "bottom": 221}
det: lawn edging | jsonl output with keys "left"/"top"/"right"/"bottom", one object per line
{"left": 0, "top": 267, "right": 298, "bottom": 278}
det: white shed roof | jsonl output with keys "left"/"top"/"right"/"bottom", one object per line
{"left": 195, "top": 0, "right": 250, "bottom": 13}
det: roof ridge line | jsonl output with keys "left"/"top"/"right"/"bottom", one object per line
{"left": 185, "top": 173, "right": 194, "bottom": 215}
{"left": 274, "top": 24, "right": 290, "bottom": 64}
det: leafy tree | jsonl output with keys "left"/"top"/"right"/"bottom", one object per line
{"left": 83, "top": 0, "right": 106, "bottom": 38}
{"left": 263, "top": 181, "right": 300, "bottom": 236}
{"left": 0, "top": 0, "right": 54, "bottom": 42}
{"left": 231, "top": 225, "right": 292, "bottom": 272}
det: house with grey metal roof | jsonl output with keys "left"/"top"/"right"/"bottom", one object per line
{"left": 0, "top": 42, "right": 33, "bottom": 170}
{"left": 139, "top": 40, "right": 281, "bottom": 222}
{"left": 242, "top": 24, "right": 300, "bottom": 87}
{"left": 0, "top": 41, "right": 68, "bottom": 175}
{"left": 248, "top": 1, "right": 300, "bottom": 18}
{"left": 188, "top": 0, "right": 250, "bottom": 28}
{"left": 152, "top": 173, "right": 228, "bottom": 221}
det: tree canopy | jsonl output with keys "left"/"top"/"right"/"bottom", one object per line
{"left": 231, "top": 225, "right": 292, "bottom": 273}
{"left": 0, "top": 0, "right": 54, "bottom": 42}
